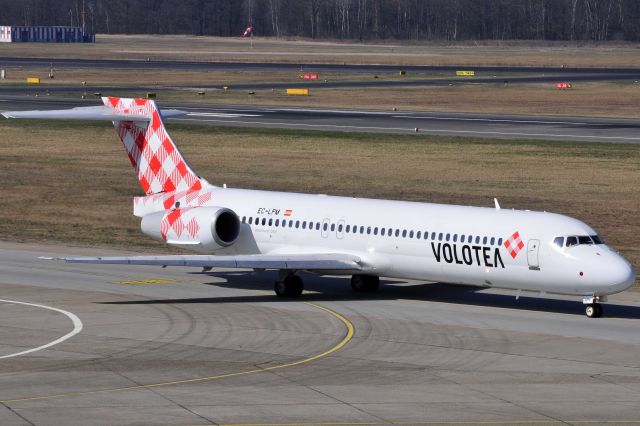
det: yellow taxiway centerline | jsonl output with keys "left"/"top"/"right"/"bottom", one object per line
{"left": 0, "top": 301, "right": 354, "bottom": 404}
{"left": 111, "top": 278, "right": 177, "bottom": 285}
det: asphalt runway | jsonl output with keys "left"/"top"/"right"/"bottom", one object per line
{"left": 1, "top": 241, "right": 640, "bottom": 426}
{"left": 3, "top": 96, "right": 640, "bottom": 143}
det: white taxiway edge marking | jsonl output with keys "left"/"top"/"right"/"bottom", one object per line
{"left": 0, "top": 299, "right": 83, "bottom": 359}
{"left": 173, "top": 117, "right": 412, "bottom": 132}
{"left": 392, "top": 115, "right": 593, "bottom": 126}
{"left": 417, "top": 128, "right": 640, "bottom": 141}
{"left": 186, "top": 112, "right": 262, "bottom": 118}
{"left": 171, "top": 117, "right": 640, "bottom": 140}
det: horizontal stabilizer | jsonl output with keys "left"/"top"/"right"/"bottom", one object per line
{"left": 2, "top": 105, "right": 186, "bottom": 121}
{"left": 59, "top": 253, "right": 366, "bottom": 271}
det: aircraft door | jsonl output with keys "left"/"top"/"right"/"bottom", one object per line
{"left": 527, "top": 239, "right": 540, "bottom": 270}
{"left": 321, "top": 218, "right": 330, "bottom": 238}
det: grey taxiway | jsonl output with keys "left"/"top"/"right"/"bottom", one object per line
{"left": 1, "top": 241, "right": 640, "bottom": 425}
{"left": 2, "top": 96, "right": 640, "bottom": 143}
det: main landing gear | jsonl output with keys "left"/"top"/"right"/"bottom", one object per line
{"left": 274, "top": 271, "right": 303, "bottom": 297}
{"left": 273, "top": 273, "right": 381, "bottom": 298}
{"left": 583, "top": 296, "right": 606, "bottom": 318}
{"left": 351, "top": 274, "right": 380, "bottom": 293}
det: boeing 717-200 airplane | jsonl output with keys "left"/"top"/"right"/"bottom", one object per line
{"left": 3, "top": 97, "right": 635, "bottom": 318}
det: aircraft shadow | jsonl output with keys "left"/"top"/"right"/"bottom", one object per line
{"left": 102, "top": 270, "right": 640, "bottom": 319}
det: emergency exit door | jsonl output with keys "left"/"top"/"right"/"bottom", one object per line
{"left": 527, "top": 239, "right": 540, "bottom": 270}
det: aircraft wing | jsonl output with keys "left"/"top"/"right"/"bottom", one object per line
{"left": 2, "top": 105, "right": 186, "bottom": 121}
{"left": 55, "top": 253, "right": 369, "bottom": 272}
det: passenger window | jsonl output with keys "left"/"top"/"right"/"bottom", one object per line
{"left": 475, "top": 236, "right": 480, "bottom": 244}
{"left": 409, "top": 230, "right": 414, "bottom": 238}
{"left": 374, "top": 227, "right": 378, "bottom": 235}
{"left": 282, "top": 220, "right": 287, "bottom": 227}
{"left": 498, "top": 238, "right": 503, "bottom": 246}
{"left": 460, "top": 235, "right": 465, "bottom": 243}
{"left": 248, "top": 217, "right": 253, "bottom": 225}
{"left": 338, "top": 224, "right": 343, "bottom": 232}
{"left": 401, "top": 230, "right": 406, "bottom": 238}
{"left": 388, "top": 229, "right": 393, "bottom": 237}
{"left": 453, "top": 234, "right": 458, "bottom": 242}
{"left": 566, "top": 236, "right": 578, "bottom": 247}
{"left": 275, "top": 219, "right": 279, "bottom": 226}
{"left": 323, "top": 223, "right": 328, "bottom": 231}
{"left": 295, "top": 220, "right": 300, "bottom": 229}
{"left": 439, "top": 233, "right": 443, "bottom": 241}
{"left": 482, "top": 236, "right": 487, "bottom": 244}
{"left": 446, "top": 233, "right": 450, "bottom": 242}
{"left": 424, "top": 232, "right": 429, "bottom": 240}
{"left": 302, "top": 221, "right": 307, "bottom": 229}
{"left": 431, "top": 232, "right": 436, "bottom": 240}
{"left": 553, "top": 237, "right": 564, "bottom": 248}
{"left": 367, "top": 227, "right": 371, "bottom": 235}
{"left": 346, "top": 225, "right": 351, "bottom": 233}
{"left": 331, "top": 223, "right": 335, "bottom": 232}
{"left": 380, "top": 227, "right": 385, "bottom": 236}
{"left": 490, "top": 237, "right": 495, "bottom": 245}
{"left": 269, "top": 219, "right": 273, "bottom": 226}
{"left": 316, "top": 222, "right": 321, "bottom": 231}
{"left": 360, "top": 226, "right": 365, "bottom": 234}
{"left": 242, "top": 216, "right": 246, "bottom": 223}
{"left": 395, "top": 229, "right": 400, "bottom": 237}
{"left": 416, "top": 231, "right": 421, "bottom": 239}
{"left": 261, "top": 218, "right": 266, "bottom": 226}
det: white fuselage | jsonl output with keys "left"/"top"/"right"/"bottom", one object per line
{"left": 137, "top": 186, "right": 636, "bottom": 298}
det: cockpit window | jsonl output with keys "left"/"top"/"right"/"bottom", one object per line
{"left": 578, "top": 236, "right": 593, "bottom": 245}
{"left": 564, "top": 235, "right": 604, "bottom": 247}
{"left": 553, "top": 237, "right": 564, "bottom": 248}
{"left": 566, "top": 236, "right": 578, "bottom": 247}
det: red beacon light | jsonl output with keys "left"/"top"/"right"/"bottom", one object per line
{"left": 555, "top": 82, "right": 572, "bottom": 90}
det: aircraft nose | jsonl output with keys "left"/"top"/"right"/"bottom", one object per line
{"left": 610, "top": 256, "right": 636, "bottom": 292}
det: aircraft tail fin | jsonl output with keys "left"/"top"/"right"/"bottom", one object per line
{"left": 2, "top": 97, "right": 203, "bottom": 195}
{"left": 102, "top": 97, "right": 202, "bottom": 195}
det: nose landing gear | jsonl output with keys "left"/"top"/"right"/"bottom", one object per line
{"left": 585, "top": 304, "right": 602, "bottom": 318}
{"left": 583, "top": 296, "right": 606, "bottom": 318}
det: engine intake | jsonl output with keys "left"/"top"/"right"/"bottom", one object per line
{"left": 212, "top": 209, "right": 240, "bottom": 247}
{"left": 141, "top": 206, "right": 240, "bottom": 251}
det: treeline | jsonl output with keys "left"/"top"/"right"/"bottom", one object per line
{"left": 2, "top": 0, "right": 640, "bottom": 41}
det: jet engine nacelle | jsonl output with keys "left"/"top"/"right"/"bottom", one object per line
{"left": 141, "top": 206, "right": 240, "bottom": 252}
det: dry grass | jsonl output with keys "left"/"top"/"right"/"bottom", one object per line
{"left": 3, "top": 70, "right": 639, "bottom": 118}
{"left": 2, "top": 35, "right": 640, "bottom": 67}
{"left": 0, "top": 67, "right": 318, "bottom": 86}
{"left": 0, "top": 120, "right": 638, "bottom": 289}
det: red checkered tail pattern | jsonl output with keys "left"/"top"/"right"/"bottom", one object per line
{"left": 103, "top": 97, "right": 203, "bottom": 195}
